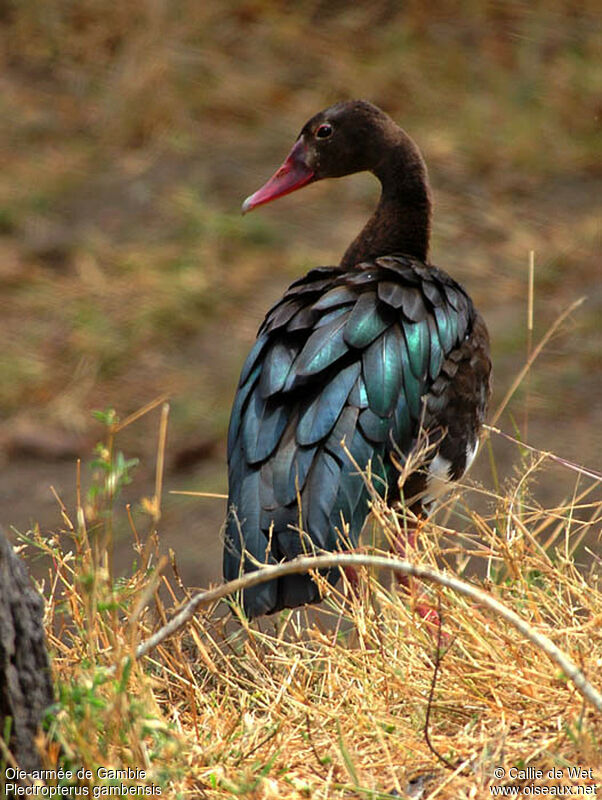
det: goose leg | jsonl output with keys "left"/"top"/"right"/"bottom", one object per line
{"left": 390, "top": 517, "right": 443, "bottom": 630}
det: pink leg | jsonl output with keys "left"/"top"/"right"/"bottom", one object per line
{"left": 343, "top": 565, "right": 359, "bottom": 588}
{"left": 391, "top": 520, "right": 445, "bottom": 633}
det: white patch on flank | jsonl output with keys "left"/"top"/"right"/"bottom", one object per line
{"left": 422, "top": 441, "right": 479, "bottom": 510}
{"left": 423, "top": 453, "right": 453, "bottom": 506}
{"left": 430, "top": 453, "right": 453, "bottom": 481}
{"left": 464, "top": 440, "right": 479, "bottom": 475}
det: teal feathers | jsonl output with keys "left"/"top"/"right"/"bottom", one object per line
{"left": 224, "top": 256, "right": 477, "bottom": 617}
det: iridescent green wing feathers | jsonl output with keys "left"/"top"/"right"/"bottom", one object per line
{"left": 224, "top": 256, "right": 474, "bottom": 616}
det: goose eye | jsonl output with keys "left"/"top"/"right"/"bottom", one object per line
{"left": 316, "top": 123, "right": 333, "bottom": 139}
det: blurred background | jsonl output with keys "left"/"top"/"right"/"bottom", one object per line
{"left": 1, "top": 0, "right": 600, "bottom": 588}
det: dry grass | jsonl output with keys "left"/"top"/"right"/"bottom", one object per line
{"left": 14, "top": 404, "right": 601, "bottom": 799}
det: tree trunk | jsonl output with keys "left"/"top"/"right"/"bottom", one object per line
{"left": 0, "top": 529, "right": 54, "bottom": 771}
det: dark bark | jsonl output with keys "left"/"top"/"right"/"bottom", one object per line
{"left": 0, "top": 529, "right": 53, "bottom": 770}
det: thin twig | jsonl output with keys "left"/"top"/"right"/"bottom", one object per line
{"left": 133, "top": 552, "right": 602, "bottom": 711}
{"left": 306, "top": 714, "right": 330, "bottom": 777}
{"left": 488, "top": 296, "right": 584, "bottom": 427}
{"left": 424, "top": 596, "right": 458, "bottom": 771}
{"left": 153, "top": 402, "right": 170, "bottom": 524}
{"left": 524, "top": 250, "right": 535, "bottom": 441}
{"left": 169, "top": 490, "right": 228, "bottom": 499}
{"left": 485, "top": 424, "right": 602, "bottom": 481}
{"left": 112, "top": 393, "right": 170, "bottom": 433}
{"left": 233, "top": 723, "right": 281, "bottom": 767}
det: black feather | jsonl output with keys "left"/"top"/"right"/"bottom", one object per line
{"left": 400, "top": 287, "right": 428, "bottom": 322}
{"left": 259, "top": 340, "right": 297, "bottom": 398}
{"left": 358, "top": 407, "right": 390, "bottom": 443}
{"left": 312, "top": 285, "right": 357, "bottom": 311}
{"left": 227, "top": 364, "right": 261, "bottom": 455}
{"left": 362, "top": 325, "right": 403, "bottom": 416}
{"left": 239, "top": 333, "right": 269, "bottom": 385}
{"left": 292, "top": 313, "right": 350, "bottom": 378}
{"left": 272, "top": 425, "right": 317, "bottom": 506}
{"left": 297, "top": 361, "right": 360, "bottom": 445}
{"left": 399, "top": 341, "right": 422, "bottom": 419}
{"left": 349, "top": 374, "right": 369, "bottom": 408}
{"left": 268, "top": 298, "right": 305, "bottom": 330}
{"left": 287, "top": 306, "right": 319, "bottom": 332}
{"left": 402, "top": 318, "right": 430, "bottom": 381}
{"left": 422, "top": 280, "right": 443, "bottom": 307}
{"left": 344, "top": 291, "right": 390, "bottom": 348}
{"left": 434, "top": 305, "right": 455, "bottom": 353}
{"left": 305, "top": 450, "right": 342, "bottom": 549}
{"left": 427, "top": 316, "right": 444, "bottom": 380}
{"left": 378, "top": 281, "right": 407, "bottom": 308}
{"left": 242, "top": 385, "right": 289, "bottom": 464}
